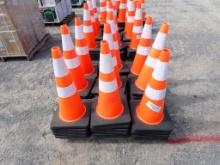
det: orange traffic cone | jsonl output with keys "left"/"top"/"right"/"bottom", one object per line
{"left": 74, "top": 17, "right": 94, "bottom": 76}
{"left": 99, "top": 0, "right": 107, "bottom": 24}
{"left": 106, "top": 11, "right": 123, "bottom": 70}
{"left": 113, "top": 13, "right": 122, "bottom": 46}
{"left": 113, "top": 35, "right": 123, "bottom": 70}
{"left": 107, "top": 0, "right": 117, "bottom": 17}
{"left": 83, "top": 3, "right": 97, "bottom": 49}
{"left": 51, "top": 46, "right": 86, "bottom": 122}
{"left": 130, "top": 2, "right": 143, "bottom": 49}
{"left": 135, "top": 23, "right": 169, "bottom": 90}
{"left": 60, "top": 24, "right": 88, "bottom": 91}
{"left": 136, "top": 49, "right": 170, "bottom": 125}
{"left": 115, "top": 0, "right": 120, "bottom": 9}
{"left": 125, "top": 0, "right": 135, "bottom": 39}
{"left": 118, "top": 0, "right": 127, "bottom": 22}
{"left": 92, "top": 0, "right": 100, "bottom": 35}
{"left": 87, "top": 0, "right": 98, "bottom": 37}
{"left": 96, "top": 41, "right": 124, "bottom": 119}
{"left": 130, "top": 16, "right": 153, "bottom": 75}
{"left": 140, "top": 0, "right": 145, "bottom": 19}
{"left": 103, "top": 23, "right": 122, "bottom": 88}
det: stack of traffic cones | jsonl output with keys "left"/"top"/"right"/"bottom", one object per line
{"left": 90, "top": 41, "right": 131, "bottom": 137}
{"left": 50, "top": 47, "right": 91, "bottom": 138}
{"left": 131, "top": 49, "right": 173, "bottom": 139}
{"left": 126, "top": 2, "right": 144, "bottom": 61}
{"left": 74, "top": 17, "right": 99, "bottom": 96}
{"left": 91, "top": 23, "right": 128, "bottom": 97}
{"left": 129, "top": 23, "right": 169, "bottom": 100}
{"left": 49, "top": 0, "right": 174, "bottom": 140}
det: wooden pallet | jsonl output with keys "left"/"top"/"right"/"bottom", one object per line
{"left": 0, "top": 33, "right": 51, "bottom": 62}
{"left": 44, "top": 12, "right": 75, "bottom": 26}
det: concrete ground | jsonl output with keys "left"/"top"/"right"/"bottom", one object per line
{"left": 1, "top": 0, "right": 220, "bottom": 164}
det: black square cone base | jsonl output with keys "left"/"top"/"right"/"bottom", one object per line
{"left": 86, "top": 63, "right": 99, "bottom": 79}
{"left": 120, "top": 61, "right": 132, "bottom": 76}
{"left": 91, "top": 75, "right": 128, "bottom": 97}
{"left": 118, "top": 22, "right": 125, "bottom": 28}
{"left": 120, "top": 64, "right": 129, "bottom": 76}
{"left": 89, "top": 47, "right": 100, "bottom": 61}
{"left": 122, "top": 35, "right": 131, "bottom": 42}
{"left": 120, "top": 42, "right": 129, "bottom": 61}
{"left": 127, "top": 48, "right": 136, "bottom": 61}
{"left": 90, "top": 98, "right": 131, "bottom": 137}
{"left": 79, "top": 78, "right": 96, "bottom": 99}
{"left": 50, "top": 99, "right": 92, "bottom": 139}
{"left": 128, "top": 74, "right": 143, "bottom": 100}
{"left": 130, "top": 100, "right": 173, "bottom": 140}
{"left": 96, "top": 33, "right": 103, "bottom": 42}
{"left": 100, "top": 25, "right": 124, "bottom": 32}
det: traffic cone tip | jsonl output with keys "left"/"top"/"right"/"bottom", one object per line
{"left": 146, "top": 16, "right": 153, "bottom": 24}
{"left": 100, "top": 40, "right": 110, "bottom": 54}
{"left": 160, "top": 22, "right": 170, "bottom": 33}
{"left": 75, "top": 17, "right": 81, "bottom": 25}
{"left": 51, "top": 46, "right": 62, "bottom": 58}
{"left": 60, "top": 24, "right": 69, "bottom": 35}
{"left": 136, "top": 2, "right": 141, "bottom": 8}
{"left": 104, "top": 23, "right": 111, "bottom": 33}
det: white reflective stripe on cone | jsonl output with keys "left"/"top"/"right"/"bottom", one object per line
{"left": 57, "top": 83, "right": 76, "bottom": 98}
{"left": 64, "top": 57, "right": 80, "bottom": 69}
{"left": 83, "top": 11, "right": 91, "bottom": 21}
{"left": 62, "top": 35, "right": 74, "bottom": 51}
{"left": 87, "top": 0, "right": 93, "bottom": 10}
{"left": 146, "top": 101, "right": 162, "bottom": 113}
{"left": 100, "top": 7, "right": 106, "bottom": 12}
{"left": 145, "top": 85, "right": 166, "bottom": 100}
{"left": 120, "top": 3, "right": 127, "bottom": 9}
{"left": 127, "top": 0, "right": 135, "bottom": 10}
{"left": 145, "top": 55, "right": 157, "bottom": 68}
{"left": 137, "top": 45, "right": 150, "bottom": 56}
{"left": 133, "top": 26, "right": 143, "bottom": 34}
{"left": 114, "top": 10, "right": 117, "bottom": 17}
{"left": 135, "top": 9, "right": 142, "bottom": 20}
{"left": 103, "top": 34, "right": 114, "bottom": 50}
{"left": 127, "top": 16, "right": 134, "bottom": 23}
{"left": 83, "top": 26, "right": 93, "bottom": 33}
{"left": 95, "top": 13, "right": 98, "bottom": 19}
{"left": 100, "top": 54, "right": 114, "bottom": 73}
{"left": 152, "top": 60, "right": 169, "bottom": 81}
{"left": 75, "top": 46, "right": 89, "bottom": 55}
{"left": 115, "top": 24, "right": 119, "bottom": 31}
{"left": 141, "top": 24, "right": 152, "bottom": 39}
{"left": 53, "top": 58, "right": 68, "bottom": 77}
{"left": 111, "top": 0, "right": 116, "bottom": 6}
{"left": 91, "top": 15, "right": 95, "bottom": 22}
{"left": 112, "top": 56, "right": 117, "bottom": 66}
{"left": 153, "top": 32, "right": 167, "bottom": 50}
{"left": 107, "top": 20, "right": 117, "bottom": 33}
{"left": 99, "top": 79, "right": 117, "bottom": 93}
{"left": 107, "top": 8, "right": 114, "bottom": 13}
{"left": 75, "top": 25, "right": 84, "bottom": 40}
{"left": 92, "top": 0, "right": 96, "bottom": 8}
{"left": 114, "top": 41, "right": 119, "bottom": 49}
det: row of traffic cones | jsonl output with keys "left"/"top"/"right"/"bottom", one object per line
{"left": 50, "top": 0, "right": 173, "bottom": 139}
